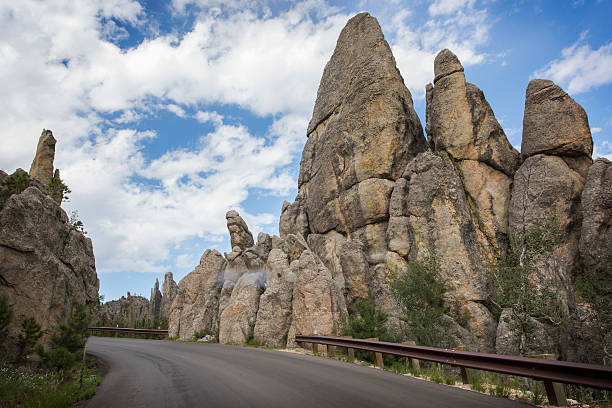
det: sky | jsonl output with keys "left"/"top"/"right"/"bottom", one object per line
{"left": 1, "top": 0, "right": 611, "bottom": 302}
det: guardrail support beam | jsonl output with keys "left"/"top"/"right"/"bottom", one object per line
{"left": 402, "top": 341, "right": 420, "bottom": 372}
{"left": 529, "top": 354, "right": 567, "bottom": 407}
{"left": 366, "top": 338, "right": 384, "bottom": 368}
{"left": 341, "top": 336, "right": 355, "bottom": 361}
{"left": 327, "top": 345, "right": 335, "bottom": 358}
{"left": 452, "top": 346, "right": 474, "bottom": 384}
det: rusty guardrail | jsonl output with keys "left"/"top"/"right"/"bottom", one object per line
{"left": 88, "top": 327, "right": 168, "bottom": 338}
{"left": 296, "top": 335, "right": 612, "bottom": 392}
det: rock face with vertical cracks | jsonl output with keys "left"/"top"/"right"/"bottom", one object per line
{"left": 168, "top": 250, "right": 225, "bottom": 339}
{"left": 161, "top": 272, "right": 178, "bottom": 319}
{"left": 226, "top": 210, "right": 254, "bottom": 251}
{"left": 298, "top": 12, "right": 426, "bottom": 237}
{"left": 426, "top": 49, "right": 518, "bottom": 250}
{"left": 219, "top": 271, "right": 264, "bottom": 344}
{"left": 0, "top": 182, "right": 99, "bottom": 361}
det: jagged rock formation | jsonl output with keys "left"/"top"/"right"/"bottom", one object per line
{"left": 99, "top": 293, "right": 151, "bottom": 326}
{"left": 149, "top": 279, "right": 162, "bottom": 318}
{"left": 161, "top": 272, "right": 178, "bottom": 318}
{"left": 0, "top": 133, "right": 99, "bottom": 362}
{"left": 164, "top": 13, "right": 607, "bottom": 360}
{"left": 29, "top": 129, "right": 56, "bottom": 187}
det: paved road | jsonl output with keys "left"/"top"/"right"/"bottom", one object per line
{"left": 85, "top": 336, "right": 533, "bottom": 408}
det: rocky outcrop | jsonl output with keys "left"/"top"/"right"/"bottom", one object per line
{"left": 218, "top": 271, "right": 264, "bottom": 344}
{"left": 298, "top": 12, "right": 426, "bottom": 238}
{"left": 149, "top": 279, "right": 162, "bottom": 318}
{"left": 99, "top": 293, "right": 150, "bottom": 326}
{"left": 168, "top": 250, "right": 225, "bottom": 339}
{"left": 226, "top": 210, "right": 254, "bottom": 251}
{"left": 29, "top": 129, "right": 56, "bottom": 187}
{"left": 521, "top": 80, "right": 592, "bottom": 165}
{"left": 0, "top": 163, "right": 98, "bottom": 361}
{"left": 580, "top": 158, "right": 611, "bottom": 272}
{"left": 161, "top": 272, "right": 178, "bottom": 318}
{"left": 426, "top": 49, "right": 518, "bottom": 250}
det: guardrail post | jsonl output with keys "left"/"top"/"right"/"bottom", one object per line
{"left": 312, "top": 343, "right": 319, "bottom": 355}
{"left": 366, "top": 338, "right": 384, "bottom": 368}
{"left": 452, "top": 346, "right": 474, "bottom": 384}
{"left": 327, "top": 345, "right": 335, "bottom": 358}
{"left": 341, "top": 336, "right": 355, "bottom": 361}
{"left": 528, "top": 354, "right": 568, "bottom": 407}
{"left": 402, "top": 341, "right": 420, "bottom": 372}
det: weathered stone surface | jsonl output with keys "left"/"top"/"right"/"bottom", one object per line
{"left": 29, "top": 129, "right": 56, "bottom": 187}
{"left": 495, "top": 308, "right": 556, "bottom": 356}
{"left": 522, "top": 79, "right": 593, "bottom": 159}
{"left": 99, "top": 293, "right": 150, "bottom": 327}
{"left": 306, "top": 231, "right": 346, "bottom": 278}
{"left": 0, "top": 185, "right": 99, "bottom": 361}
{"left": 508, "top": 154, "right": 584, "bottom": 301}
{"left": 149, "top": 279, "right": 162, "bottom": 318}
{"left": 580, "top": 158, "right": 612, "bottom": 272}
{"left": 339, "top": 240, "right": 370, "bottom": 308}
{"left": 254, "top": 249, "right": 295, "bottom": 347}
{"left": 302, "top": 12, "right": 426, "bottom": 236}
{"left": 168, "top": 250, "right": 225, "bottom": 339}
{"left": 457, "top": 160, "right": 512, "bottom": 248}
{"left": 426, "top": 49, "right": 519, "bottom": 176}
{"left": 226, "top": 210, "right": 254, "bottom": 250}
{"left": 387, "top": 151, "right": 496, "bottom": 349}
{"left": 161, "top": 272, "right": 178, "bottom": 319}
{"left": 219, "top": 271, "right": 264, "bottom": 344}
{"left": 279, "top": 193, "right": 309, "bottom": 240}
{"left": 287, "top": 250, "right": 347, "bottom": 347}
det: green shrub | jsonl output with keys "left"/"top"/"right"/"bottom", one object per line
{"left": 344, "top": 291, "right": 389, "bottom": 341}
{"left": 388, "top": 253, "right": 450, "bottom": 348}
{"left": 487, "top": 214, "right": 566, "bottom": 355}
{"left": 69, "top": 210, "right": 87, "bottom": 234}
{"left": 1, "top": 172, "right": 29, "bottom": 197}
{"left": 18, "top": 317, "right": 42, "bottom": 361}
{"left": 47, "top": 177, "right": 71, "bottom": 202}
{"left": 38, "top": 300, "right": 90, "bottom": 370}
{"left": 244, "top": 329, "right": 259, "bottom": 347}
{"left": 0, "top": 295, "right": 13, "bottom": 346}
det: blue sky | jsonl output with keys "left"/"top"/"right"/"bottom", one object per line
{"left": 1, "top": 0, "right": 610, "bottom": 301}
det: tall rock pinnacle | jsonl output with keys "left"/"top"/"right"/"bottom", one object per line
{"left": 299, "top": 12, "right": 427, "bottom": 236}
{"left": 29, "top": 129, "right": 56, "bottom": 186}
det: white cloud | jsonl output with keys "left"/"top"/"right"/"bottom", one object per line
{"left": 591, "top": 127, "right": 602, "bottom": 134}
{"left": 195, "top": 110, "right": 224, "bottom": 126}
{"left": 593, "top": 140, "right": 612, "bottom": 161}
{"left": 428, "top": 0, "right": 475, "bottom": 16}
{"left": 388, "top": 2, "right": 491, "bottom": 98}
{"left": 0, "top": 0, "right": 494, "bottom": 277}
{"left": 534, "top": 32, "right": 612, "bottom": 94}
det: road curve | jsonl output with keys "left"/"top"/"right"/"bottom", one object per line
{"left": 85, "top": 336, "right": 533, "bottom": 408}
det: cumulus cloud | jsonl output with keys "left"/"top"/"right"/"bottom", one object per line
{"left": 534, "top": 32, "right": 612, "bottom": 94}
{"left": 1, "top": 0, "right": 494, "bottom": 277}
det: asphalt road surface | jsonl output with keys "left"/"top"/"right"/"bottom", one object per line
{"left": 85, "top": 336, "right": 534, "bottom": 408}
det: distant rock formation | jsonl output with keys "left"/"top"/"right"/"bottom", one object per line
{"left": 161, "top": 272, "right": 178, "bottom": 318}
{"left": 164, "top": 12, "right": 608, "bottom": 361}
{"left": 149, "top": 279, "right": 162, "bottom": 318}
{"left": 99, "top": 293, "right": 151, "bottom": 327}
{"left": 0, "top": 132, "right": 99, "bottom": 362}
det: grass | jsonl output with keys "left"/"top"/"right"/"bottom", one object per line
{"left": 0, "top": 364, "right": 101, "bottom": 407}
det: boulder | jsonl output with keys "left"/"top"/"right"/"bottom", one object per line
{"left": 29, "top": 129, "right": 56, "bottom": 187}
{"left": 168, "top": 250, "right": 225, "bottom": 339}
{"left": 580, "top": 158, "right": 612, "bottom": 272}
{"left": 521, "top": 79, "right": 593, "bottom": 160}
{"left": 226, "top": 210, "right": 254, "bottom": 250}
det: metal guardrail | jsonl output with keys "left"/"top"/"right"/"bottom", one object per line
{"left": 296, "top": 335, "right": 612, "bottom": 391}
{"left": 88, "top": 327, "right": 168, "bottom": 337}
